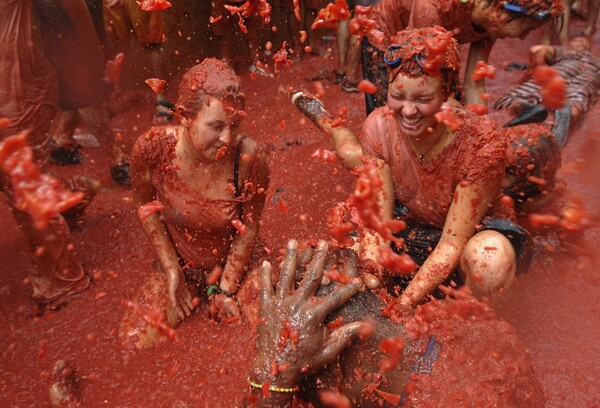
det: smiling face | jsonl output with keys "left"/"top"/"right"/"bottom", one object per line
{"left": 387, "top": 73, "right": 446, "bottom": 139}
{"left": 185, "top": 96, "right": 240, "bottom": 160}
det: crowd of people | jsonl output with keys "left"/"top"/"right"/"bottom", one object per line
{"left": 1, "top": 0, "right": 599, "bottom": 406}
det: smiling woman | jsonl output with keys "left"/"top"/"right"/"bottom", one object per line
{"left": 130, "top": 59, "right": 269, "bottom": 329}
{"left": 292, "top": 26, "right": 561, "bottom": 312}
{"left": 358, "top": 0, "right": 563, "bottom": 112}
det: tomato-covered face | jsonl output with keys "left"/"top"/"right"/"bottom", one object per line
{"left": 185, "top": 97, "right": 240, "bottom": 160}
{"left": 387, "top": 73, "right": 445, "bottom": 139}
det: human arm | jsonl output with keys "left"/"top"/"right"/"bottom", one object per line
{"left": 247, "top": 240, "right": 366, "bottom": 407}
{"left": 131, "top": 139, "right": 195, "bottom": 326}
{"left": 219, "top": 142, "right": 270, "bottom": 296}
{"left": 464, "top": 38, "right": 496, "bottom": 105}
{"left": 359, "top": 159, "right": 396, "bottom": 274}
{"left": 398, "top": 177, "right": 501, "bottom": 308}
{"left": 318, "top": 119, "right": 365, "bottom": 170}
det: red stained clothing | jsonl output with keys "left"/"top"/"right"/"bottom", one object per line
{"left": 132, "top": 128, "right": 260, "bottom": 270}
{"left": 0, "top": 0, "right": 57, "bottom": 147}
{"left": 368, "top": 0, "right": 488, "bottom": 49}
{"left": 359, "top": 107, "right": 506, "bottom": 228}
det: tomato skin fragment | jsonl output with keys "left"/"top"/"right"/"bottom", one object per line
{"left": 215, "top": 146, "right": 228, "bottom": 160}
{"left": 138, "top": 200, "right": 164, "bottom": 221}
{"left": 144, "top": 78, "right": 167, "bottom": 95}
{"left": 533, "top": 66, "right": 565, "bottom": 110}
{"left": 137, "top": 0, "right": 172, "bottom": 12}
{"left": 358, "top": 80, "right": 377, "bottom": 94}
{"left": 472, "top": 60, "right": 497, "bottom": 81}
{"left": 231, "top": 219, "right": 247, "bottom": 236}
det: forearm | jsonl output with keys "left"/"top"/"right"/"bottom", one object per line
{"left": 400, "top": 241, "right": 461, "bottom": 307}
{"left": 141, "top": 214, "right": 180, "bottom": 276}
{"left": 317, "top": 120, "right": 364, "bottom": 170}
{"left": 220, "top": 227, "right": 257, "bottom": 293}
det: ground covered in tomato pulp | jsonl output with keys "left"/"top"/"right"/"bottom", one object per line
{"left": 1, "top": 22, "right": 600, "bottom": 407}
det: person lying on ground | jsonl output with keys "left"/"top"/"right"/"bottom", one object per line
{"left": 494, "top": 36, "right": 600, "bottom": 146}
{"left": 356, "top": 0, "right": 563, "bottom": 113}
{"left": 292, "top": 26, "right": 562, "bottom": 309}
{"left": 246, "top": 239, "right": 545, "bottom": 407}
{"left": 131, "top": 58, "right": 269, "bottom": 326}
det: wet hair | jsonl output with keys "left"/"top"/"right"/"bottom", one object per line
{"left": 175, "top": 58, "right": 245, "bottom": 120}
{"left": 503, "top": 124, "right": 561, "bottom": 202}
{"left": 386, "top": 26, "right": 461, "bottom": 97}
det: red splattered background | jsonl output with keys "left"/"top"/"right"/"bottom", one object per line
{"left": 0, "top": 4, "right": 599, "bottom": 406}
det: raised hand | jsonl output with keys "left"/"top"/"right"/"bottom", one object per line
{"left": 249, "top": 239, "right": 367, "bottom": 403}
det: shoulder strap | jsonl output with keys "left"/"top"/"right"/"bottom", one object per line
{"left": 233, "top": 136, "right": 246, "bottom": 197}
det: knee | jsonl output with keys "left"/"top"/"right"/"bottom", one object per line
{"left": 460, "top": 231, "right": 516, "bottom": 294}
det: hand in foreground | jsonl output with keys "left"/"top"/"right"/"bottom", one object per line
{"left": 209, "top": 293, "right": 241, "bottom": 322}
{"left": 165, "top": 269, "right": 196, "bottom": 327}
{"left": 250, "top": 240, "right": 367, "bottom": 399}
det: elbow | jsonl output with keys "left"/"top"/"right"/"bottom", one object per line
{"left": 339, "top": 143, "right": 363, "bottom": 169}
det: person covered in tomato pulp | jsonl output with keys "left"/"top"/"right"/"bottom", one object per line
{"left": 292, "top": 26, "right": 562, "bottom": 311}
{"left": 359, "top": 0, "right": 563, "bottom": 113}
{"left": 131, "top": 58, "right": 270, "bottom": 327}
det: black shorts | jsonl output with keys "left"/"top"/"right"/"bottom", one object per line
{"left": 392, "top": 202, "right": 533, "bottom": 277}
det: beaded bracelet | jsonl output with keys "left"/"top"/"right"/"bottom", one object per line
{"left": 247, "top": 376, "right": 298, "bottom": 393}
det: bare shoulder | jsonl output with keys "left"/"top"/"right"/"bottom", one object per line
{"left": 132, "top": 125, "right": 181, "bottom": 167}
{"left": 239, "top": 136, "right": 266, "bottom": 160}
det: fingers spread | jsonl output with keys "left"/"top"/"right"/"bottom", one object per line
{"left": 296, "top": 240, "right": 328, "bottom": 300}
{"left": 314, "top": 282, "right": 360, "bottom": 317}
{"left": 315, "top": 322, "right": 366, "bottom": 368}
{"left": 339, "top": 249, "right": 360, "bottom": 278}
{"left": 276, "top": 239, "right": 298, "bottom": 299}
{"left": 259, "top": 261, "right": 275, "bottom": 312}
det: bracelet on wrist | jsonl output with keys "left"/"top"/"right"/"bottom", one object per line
{"left": 206, "top": 285, "right": 235, "bottom": 297}
{"left": 247, "top": 376, "right": 298, "bottom": 393}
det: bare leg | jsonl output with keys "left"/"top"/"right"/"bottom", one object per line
{"left": 584, "top": 0, "right": 600, "bottom": 37}
{"left": 345, "top": 35, "right": 361, "bottom": 84}
{"left": 78, "top": 104, "right": 123, "bottom": 163}
{"left": 9, "top": 203, "right": 89, "bottom": 308}
{"left": 558, "top": 0, "right": 572, "bottom": 45}
{"left": 51, "top": 110, "right": 82, "bottom": 146}
{"left": 338, "top": 19, "right": 350, "bottom": 71}
{"left": 460, "top": 231, "right": 517, "bottom": 309}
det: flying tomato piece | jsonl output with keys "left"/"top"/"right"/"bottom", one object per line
{"left": 144, "top": 78, "right": 167, "bottom": 95}
{"left": 137, "top": 0, "right": 172, "bottom": 12}
{"left": 138, "top": 200, "right": 165, "bottom": 221}
{"left": 231, "top": 219, "right": 247, "bottom": 236}
{"left": 358, "top": 80, "right": 377, "bottom": 94}
{"left": 215, "top": 146, "right": 228, "bottom": 160}
{"left": 472, "top": 60, "right": 497, "bottom": 81}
